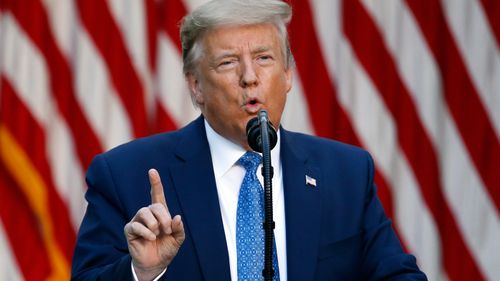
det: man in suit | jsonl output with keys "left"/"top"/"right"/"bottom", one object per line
{"left": 71, "top": 0, "right": 427, "bottom": 280}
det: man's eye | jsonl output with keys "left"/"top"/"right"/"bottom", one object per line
{"left": 218, "top": 60, "right": 234, "bottom": 67}
{"left": 257, "top": 55, "right": 274, "bottom": 63}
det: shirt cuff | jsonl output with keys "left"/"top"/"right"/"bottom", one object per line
{"left": 131, "top": 262, "right": 167, "bottom": 281}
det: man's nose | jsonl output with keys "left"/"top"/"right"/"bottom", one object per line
{"left": 239, "top": 59, "right": 258, "bottom": 88}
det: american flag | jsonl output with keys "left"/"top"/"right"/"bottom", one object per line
{"left": 0, "top": 0, "right": 499, "bottom": 280}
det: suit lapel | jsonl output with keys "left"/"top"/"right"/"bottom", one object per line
{"left": 281, "top": 130, "right": 322, "bottom": 281}
{"left": 169, "top": 117, "right": 231, "bottom": 281}
{"left": 168, "top": 121, "right": 322, "bottom": 281}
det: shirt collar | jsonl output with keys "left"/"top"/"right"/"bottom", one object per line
{"left": 204, "top": 119, "right": 281, "bottom": 180}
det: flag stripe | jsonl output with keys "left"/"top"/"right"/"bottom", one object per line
{"left": 146, "top": 0, "right": 158, "bottom": 72}
{"left": 405, "top": 0, "right": 500, "bottom": 213}
{"left": 39, "top": 0, "right": 77, "bottom": 59}
{"left": 154, "top": 0, "right": 193, "bottom": 131}
{"left": 0, "top": 127, "right": 71, "bottom": 280}
{"left": 0, "top": 12, "right": 87, "bottom": 228}
{"left": 0, "top": 77, "right": 76, "bottom": 262}
{"left": 288, "top": 0, "right": 397, "bottom": 232}
{"left": 342, "top": 1, "right": 485, "bottom": 280}
{"left": 153, "top": 103, "right": 179, "bottom": 133}
{"left": 441, "top": 0, "right": 500, "bottom": 137}
{"left": 155, "top": 35, "right": 197, "bottom": 128}
{"left": 1, "top": 0, "right": 103, "bottom": 169}
{"left": 158, "top": 0, "right": 187, "bottom": 52}
{"left": 281, "top": 73, "right": 315, "bottom": 135}
{"left": 0, "top": 78, "right": 73, "bottom": 277}
{"left": 39, "top": 0, "right": 135, "bottom": 151}
{"left": 73, "top": 26, "right": 135, "bottom": 150}
{"left": 0, "top": 221, "right": 24, "bottom": 281}
{"left": 75, "top": 0, "right": 149, "bottom": 137}
{"left": 288, "top": 0, "right": 355, "bottom": 142}
{"left": 107, "top": 0, "right": 156, "bottom": 118}
{"left": 309, "top": 0, "right": 445, "bottom": 277}
{"left": 0, "top": 165, "right": 52, "bottom": 281}
{"left": 389, "top": 149, "right": 448, "bottom": 280}
{"left": 477, "top": 0, "right": 500, "bottom": 47}
{"left": 360, "top": 1, "right": 500, "bottom": 278}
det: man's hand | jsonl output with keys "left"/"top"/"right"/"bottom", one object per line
{"left": 124, "top": 169, "right": 185, "bottom": 281}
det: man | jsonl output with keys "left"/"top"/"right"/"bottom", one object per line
{"left": 71, "top": 1, "right": 427, "bottom": 280}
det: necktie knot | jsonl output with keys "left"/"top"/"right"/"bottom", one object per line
{"left": 238, "top": 151, "right": 262, "bottom": 174}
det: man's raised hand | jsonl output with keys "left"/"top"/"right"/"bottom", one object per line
{"left": 124, "top": 169, "right": 185, "bottom": 281}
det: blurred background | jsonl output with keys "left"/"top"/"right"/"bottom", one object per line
{"left": 0, "top": 0, "right": 499, "bottom": 280}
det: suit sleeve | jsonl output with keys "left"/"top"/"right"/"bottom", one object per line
{"left": 360, "top": 153, "right": 427, "bottom": 280}
{"left": 71, "top": 154, "right": 141, "bottom": 281}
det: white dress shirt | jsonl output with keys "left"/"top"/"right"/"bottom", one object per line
{"left": 133, "top": 120, "right": 287, "bottom": 280}
{"left": 205, "top": 120, "right": 287, "bottom": 281}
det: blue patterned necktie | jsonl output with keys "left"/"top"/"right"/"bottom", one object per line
{"left": 236, "top": 151, "right": 280, "bottom": 281}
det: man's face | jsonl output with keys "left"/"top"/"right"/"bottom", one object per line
{"left": 187, "top": 23, "right": 292, "bottom": 150}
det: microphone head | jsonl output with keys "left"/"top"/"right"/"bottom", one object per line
{"left": 246, "top": 114, "right": 278, "bottom": 153}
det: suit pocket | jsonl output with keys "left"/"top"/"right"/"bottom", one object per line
{"left": 318, "top": 232, "right": 363, "bottom": 260}
{"left": 315, "top": 232, "right": 363, "bottom": 280}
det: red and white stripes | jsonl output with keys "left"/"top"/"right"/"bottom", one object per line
{"left": 0, "top": 0, "right": 498, "bottom": 280}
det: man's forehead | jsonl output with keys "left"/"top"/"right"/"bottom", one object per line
{"left": 205, "top": 23, "right": 278, "bottom": 40}
{"left": 202, "top": 24, "right": 281, "bottom": 51}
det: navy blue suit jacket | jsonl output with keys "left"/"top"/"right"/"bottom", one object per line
{"left": 71, "top": 116, "right": 426, "bottom": 280}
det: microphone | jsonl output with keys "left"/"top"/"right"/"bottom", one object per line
{"left": 245, "top": 109, "right": 277, "bottom": 281}
{"left": 246, "top": 110, "right": 277, "bottom": 153}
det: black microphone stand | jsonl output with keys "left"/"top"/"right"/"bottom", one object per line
{"left": 257, "top": 111, "right": 275, "bottom": 281}
{"left": 246, "top": 110, "right": 277, "bottom": 281}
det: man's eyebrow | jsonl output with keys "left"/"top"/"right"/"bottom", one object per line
{"left": 210, "top": 46, "right": 274, "bottom": 62}
{"left": 211, "top": 51, "right": 238, "bottom": 62}
{"left": 252, "top": 46, "right": 273, "bottom": 54}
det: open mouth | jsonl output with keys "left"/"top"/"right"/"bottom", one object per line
{"left": 244, "top": 98, "right": 262, "bottom": 113}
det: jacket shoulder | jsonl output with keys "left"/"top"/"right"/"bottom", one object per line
{"left": 96, "top": 117, "right": 204, "bottom": 166}
{"left": 282, "top": 130, "right": 371, "bottom": 162}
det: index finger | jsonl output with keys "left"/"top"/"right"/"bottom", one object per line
{"left": 149, "top": 168, "right": 167, "bottom": 207}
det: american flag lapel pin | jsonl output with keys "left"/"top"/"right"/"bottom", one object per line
{"left": 305, "top": 175, "right": 317, "bottom": 187}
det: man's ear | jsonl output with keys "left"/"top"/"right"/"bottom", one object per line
{"left": 186, "top": 72, "right": 204, "bottom": 105}
{"left": 284, "top": 67, "right": 293, "bottom": 94}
